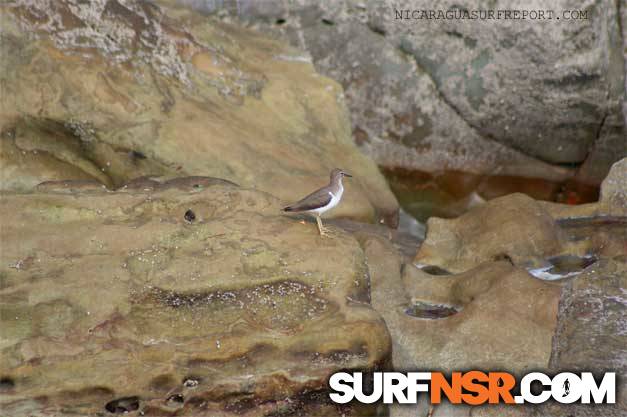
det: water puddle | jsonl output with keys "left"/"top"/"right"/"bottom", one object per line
{"left": 405, "top": 302, "right": 460, "bottom": 319}
{"left": 382, "top": 168, "right": 599, "bottom": 223}
{"left": 398, "top": 208, "right": 426, "bottom": 241}
{"left": 527, "top": 254, "right": 597, "bottom": 281}
{"left": 105, "top": 396, "right": 140, "bottom": 414}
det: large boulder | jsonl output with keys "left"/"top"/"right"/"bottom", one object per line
{"left": 0, "top": 179, "right": 391, "bottom": 416}
{"left": 533, "top": 258, "right": 627, "bottom": 417}
{"left": 403, "top": 162, "right": 626, "bottom": 416}
{"left": 181, "top": 0, "right": 626, "bottom": 186}
{"left": 365, "top": 238, "right": 560, "bottom": 372}
{"left": 0, "top": 0, "right": 398, "bottom": 226}
{"left": 362, "top": 236, "right": 560, "bottom": 417}
{"left": 415, "top": 193, "right": 563, "bottom": 273}
{"left": 599, "top": 157, "right": 627, "bottom": 215}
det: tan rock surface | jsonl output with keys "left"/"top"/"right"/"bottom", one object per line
{"left": 365, "top": 236, "right": 560, "bottom": 373}
{"left": 379, "top": 167, "right": 626, "bottom": 416}
{"left": 0, "top": 0, "right": 398, "bottom": 225}
{"left": 363, "top": 236, "right": 560, "bottom": 417}
{"left": 0, "top": 179, "right": 391, "bottom": 416}
{"left": 415, "top": 193, "right": 563, "bottom": 273}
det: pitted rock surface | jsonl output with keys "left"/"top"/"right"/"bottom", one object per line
{"left": 0, "top": 180, "right": 391, "bottom": 416}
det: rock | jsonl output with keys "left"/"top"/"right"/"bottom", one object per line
{"left": 362, "top": 235, "right": 560, "bottom": 417}
{"left": 387, "top": 0, "right": 625, "bottom": 167}
{"left": 536, "top": 157, "right": 626, "bottom": 224}
{"left": 415, "top": 193, "right": 563, "bottom": 272}
{"left": 365, "top": 236, "right": 560, "bottom": 373}
{"left": 180, "top": 0, "right": 626, "bottom": 186}
{"left": 532, "top": 258, "right": 627, "bottom": 417}
{"left": 0, "top": 180, "right": 390, "bottom": 416}
{"left": 415, "top": 161, "right": 627, "bottom": 274}
{"left": 0, "top": 0, "right": 398, "bottom": 226}
{"left": 369, "top": 202, "right": 624, "bottom": 417}
{"left": 404, "top": 169, "right": 625, "bottom": 416}
{"left": 599, "top": 157, "right": 627, "bottom": 215}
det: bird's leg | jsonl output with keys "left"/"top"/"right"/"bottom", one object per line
{"left": 315, "top": 215, "right": 329, "bottom": 237}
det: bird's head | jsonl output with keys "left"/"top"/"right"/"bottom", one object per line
{"left": 330, "top": 168, "right": 352, "bottom": 182}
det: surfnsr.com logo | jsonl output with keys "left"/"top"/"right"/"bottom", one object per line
{"left": 329, "top": 371, "right": 616, "bottom": 405}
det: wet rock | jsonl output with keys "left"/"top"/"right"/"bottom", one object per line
{"left": 527, "top": 254, "right": 598, "bottom": 281}
{"left": 383, "top": 167, "right": 601, "bottom": 222}
{"left": 364, "top": 236, "right": 564, "bottom": 417}
{"left": 105, "top": 396, "right": 140, "bottom": 414}
{"left": 401, "top": 163, "right": 626, "bottom": 416}
{"left": 0, "top": 0, "right": 398, "bottom": 226}
{"left": 415, "top": 189, "right": 626, "bottom": 278}
{"left": 364, "top": 237, "right": 560, "bottom": 374}
{"left": 0, "top": 181, "right": 390, "bottom": 416}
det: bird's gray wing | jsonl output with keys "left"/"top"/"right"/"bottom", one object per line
{"left": 283, "top": 186, "right": 332, "bottom": 212}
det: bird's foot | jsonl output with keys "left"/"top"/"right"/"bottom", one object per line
{"left": 318, "top": 226, "right": 339, "bottom": 237}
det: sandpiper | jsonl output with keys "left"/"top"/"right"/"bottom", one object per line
{"left": 283, "top": 168, "right": 352, "bottom": 236}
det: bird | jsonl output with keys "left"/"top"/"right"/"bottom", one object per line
{"left": 283, "top": 168, "right": 352, "bottom": 236}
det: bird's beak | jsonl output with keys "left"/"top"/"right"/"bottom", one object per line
{"left": 343, "top": 172, "right": 353, "bottom": 177}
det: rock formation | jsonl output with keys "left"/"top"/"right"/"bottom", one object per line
{"left": 0, "top": 0, "right": 399, "bottom": 226}
{"left": 181, "top": 0, "right": 626, "bottom": 187}
{"left": 0, "top": 179, "right": 390, "bottom": 416}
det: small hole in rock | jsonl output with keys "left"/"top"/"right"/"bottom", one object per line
{"left": 275, "top": 18, "right": 286, "bottom": 25}
{"left": 105, "top": 396, "right": 140, "bottom": 414}
{"left": 167, "top": 393, "right": 184, "bottom": 403}
{"left": 493, "top": 253, "right": 513, "bottom": 264}
{"left": 419, "top": 265, "right": 452, "bottom": 275}
{"left": 0, "top": 377, "right": 15, "bottom": 391}
{"left": 130, "top": 150, "right": 146, "bottom": 160}
{"left": 321, "top": 18, "right": 334, "bottom": 25}
{"left": 405, "top": 302, "right": 459, "bottom": 319}
{"left": 192, "top": 183, "right": 201, "bottom": 188}
{"left": 184, "top": 209, "right": 196, "bottom": 223}
{"left": 548, "top": 254, "right": 597, "bottom": 272}
{"left": 528, "top": 254, "right": 598, "bottom": 280}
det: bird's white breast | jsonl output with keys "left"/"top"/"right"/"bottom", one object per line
{"left": 312, "top": 183, "right": 343, "bottom": 215}
{"left": 325, "top": 183, "right": 343, "bottom": 211}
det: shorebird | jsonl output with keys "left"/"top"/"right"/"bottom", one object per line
{"left": 283, "top": 168, "right": 352, "bottom": 236}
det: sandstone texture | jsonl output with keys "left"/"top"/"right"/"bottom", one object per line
{"left": 2, "top": 1, "right": 626, "bottom": 417}
{"left": 405, "top": 159, "right": 627, "bottom": 416}
{"left": 0, "top": 179, "right": 391, "bottom": 416}
{"left": 0, "top": 0, "right": 399, "bottom": 226}
{"left": 368, "top": 239, "right": 560, "bottom": 373}
{"left": 533, "top": 259, "right": 627, "bottom": 417}
{"left": 415, "top": 193, "right": 563, "bottom": 273}
{"left": 416, "top": 156, "right": 627, "bottom": 274}
{"left": 181, "top": 0, "right": 626, "bottom": 186}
